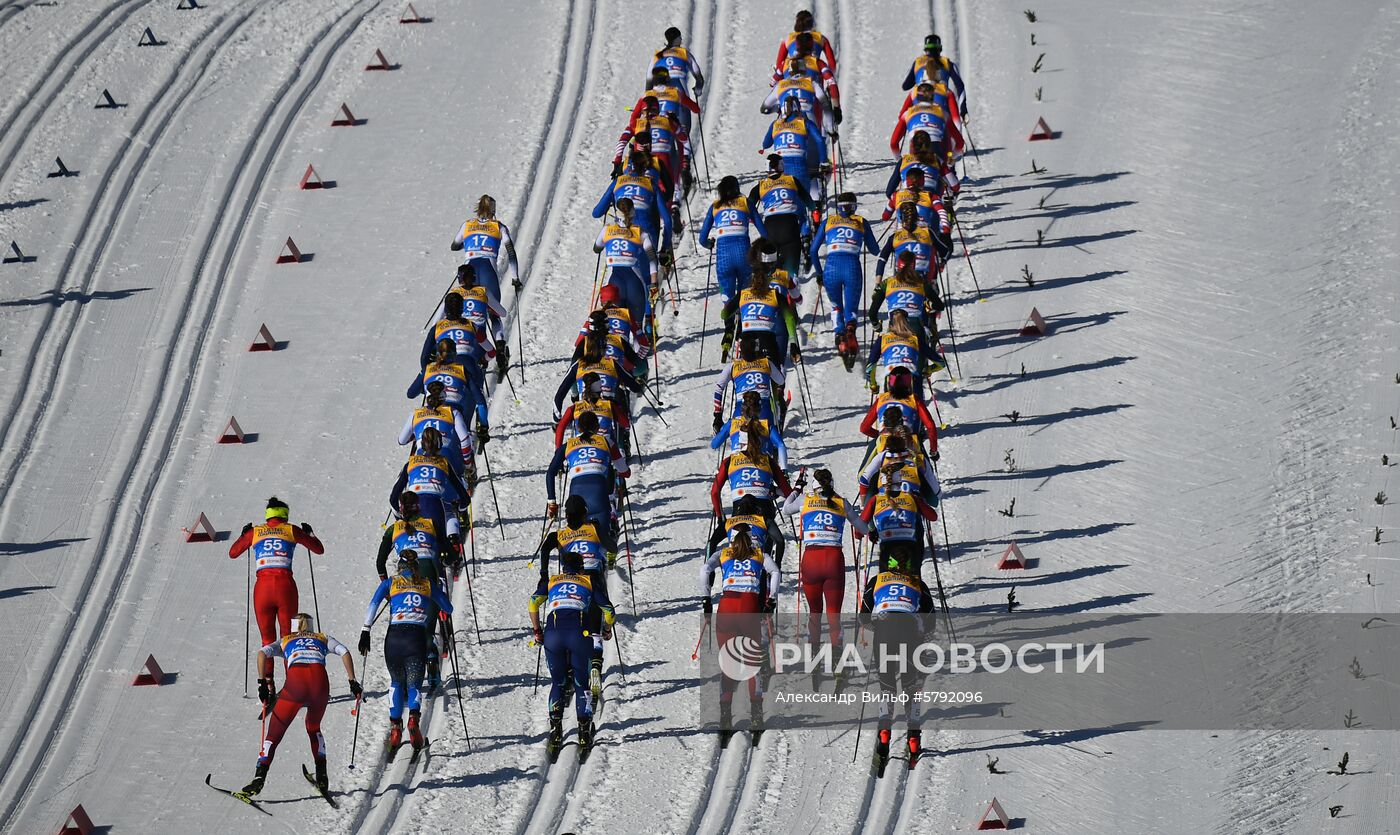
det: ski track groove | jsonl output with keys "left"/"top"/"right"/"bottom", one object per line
{"left": 0, "top": 0, "right": 383, "bottom": 828}
{"left": 0, "top": 0, "right": 164, "bottom": 497}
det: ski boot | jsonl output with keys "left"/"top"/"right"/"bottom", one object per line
{"left": 589, "top": 658, "right": 604, "bottom": 706}
{"left": 839, "top": 322, "right": 859, "bottom": 371}
{"left": 408, "top": 711, "right": 425, "bottom": 750}
{"left": 426, "top": 654, "right": 441, "bottom": 693}
{"left": 577, "top": 715, "right": 596, "bottom": 761}
{"left": 495, "top": 344, "right": 511, "bottom": 382}
{"left": 606, "top": 549, "right": 618, "bottom": 570}
{"left": 313, "top": 757, "right": 329, "bottom": 794}
{"left": 238, "top": 762, "right": 269, "bottom": 798}
{"left": 750, "top": 701, "right": 765, "bottom": 746}
{"left": 873, "top": 728, "right": 892, "bottom": 777}
{"left": 386, "top": 717, "right": 404, "bottom": 758}
{"left": 907, "top": 729, "right": 923, "bottom": 770}
{"left": 546, "top": 710, "right": 565, "bottom": 763}
{"left": 718, "top": 701, "right": 734, "bottom": 748}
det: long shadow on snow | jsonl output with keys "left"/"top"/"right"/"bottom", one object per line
{"left": 946, "top": 403, "right": 1134, "bottom": 437}
{"left": 0, "top": 537, "right": 89, "bottom": 555}
{"left": 976, "top": 170, "right": 1132, "bottom": 198}
{"left": 945, "top": 459, "right": 1122, "bottom": 485}
{"left": 975, "top": 228, "right": 1137, "bottom": 257}
{"left": 948, "top": 522, "right": 1134, "bottom": 560}
{"left": 978, "top": 200, "right": 1137, "bottom": 227}
{"left": 978, "top": 270, "right": 1127, "bottom": 301}
{"left": 0, "top": 286, "right": 152, "bottom": 307}
{"left": 937, "top": 722, "right": 1155, "bottom": 758}
{"left": 953, "top": 564, "right": 1129, "bottom": 596}
{"left": 957, "top": 313, "right": 1129, "bottom": 355}
{"left": 959, "top": 592, "right": 1151, "bottom": 614}
{"left": 960, "top": 360, "right": 1136, "bottom": 399}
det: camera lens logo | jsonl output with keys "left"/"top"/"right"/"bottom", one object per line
{"left": 717, "top": 635, "right": 765, "bottom": 681}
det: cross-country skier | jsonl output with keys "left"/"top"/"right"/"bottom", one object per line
{"left": 870, "top": 253, "right": 942, "bottom": 363}
{"left": 407, "top": 338, "right": 490, "bottom": 438}
{"left": 890, "top": 81, "right": 952, "bottom": 158}
{"left": 649, "top": 26, "right": 706, "bottom": 98}
{"left": 857, "top": 431, "right": 941, "bottom": 506}
{"left": 424, "top": 293, "right": 499, "bottom": 380}
{"left": 719, "top": 262, "right": 800, "bottom": 370}
{"left": 593, "top": 197, "right": 659, "bottom": 334}
{"left": 780, "top": 468, "right": 867, "bottom": 652}
{"left": 359, "top": 549, "right": 453, "bottom": 757}
{"left": 538, "top": 494, "right": 616, "bottom": 699}
{"left": 886, "top": 132, "right": 955, "bottom": 206}
{"left": 545, "top": 410, "right": 630, "bottom": 544}
{"left": 710, "top": 425, "right": 792, "bottom": 519}
{"left": 761, "top": 57, "right": 833, "bottom": 137}
{"left": 398, "top": 380, "right": 474, "bottom": 484}
{"left": 698, "top": 175, "right": 767, "bottom": 302}
{"left": 809, "top": 192, "right": 880, "bottom": 367}
{"left": 388, "top": 426, "right": 470, "bottom": 544}
{"left": 861, "top": 469, "right": 939, "bottom": 569}
{"left": 860, "top": 541, "right": 936, "bottom": 771}
{"left": 376, "top": 490, "right": 456, "bottom": 689}
{"left": 553, "top": 328, "right": 646, "bottom": 418}
{"left": 773, "top": 9, "right": 838, "bottom": 82}
{"left": 701, "top": 526, "right": 779, "bottom": 741}
{"left": 531, "top": 545, "right": 615, "bottom": 760}
{"left": 631, "top": 66, "right": 701, "bottom": 142}
{"left": 760, "top": 97, "right": 828, "bottom": 206}
{"left": 713, "top": 334, "right": 786, "bottom": 426}
{"left": 450, "top": 194, "right": 522, "bottom": 308}
{"left": 748, "top": 154, "right": 814, "bottom": 276}
{"left": 712, "top": 390, "right": 788, "bottom": 471}
{"left": 902, "top": 33, "right": 966, "bottom": 116}
{"left": 434, "top": 263, "right": 512, "bottom": 358}
{"left": 555, "top": 372, "right": 631, "bottom": 450}
{"left": 776, "top": 32, "right": 841, "bottom": 123}
{"left": 228, "top": 497, "right": 325, "bottom": 695}
{"left": 615, "top": 98, "right": 690, "bottom": 204}
{"left": 596, "top": 148, "right": 673, "bottom": 256}
{"left": 880, "top": 168, "right": 951, "bottom": 241}
{"left": 860, "top": 366, "right": 941, "bottom": 450}
{"left": 237, "top": 612, "right": 359, "bottom": 798}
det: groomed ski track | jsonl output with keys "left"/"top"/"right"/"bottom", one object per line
{"left": 2, "top": 0, "right": 1398, "bottom": 833}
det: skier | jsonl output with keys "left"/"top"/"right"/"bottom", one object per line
{"left": 713, "top": 333, "right": 786, "bottom": 426}
{"left": 860, "top": 470, "right": 939, "bottom": 569}
{"left": 880, "top": 168, "right": 951, "bottom": 242}
{"left": 712, "top": 390, "right": 788, "bottom": 472}
{"left": 423, "top": 292, "right": 500, "bottom": 381}
{"left": 760, "top": 57, "right": 833, "bottom": 138}
{"left": 809, "top": 192, "right": 880, "bottom": 367}
{"left": 886, "top": 132, "right": 953, "bottom": 204}
{"left": 701, "top": 526, "right": 780, "bottom": 740}
{"left": 434, "top": 262, "right": 512, "bottom": 353}
{"left": 450, "top": 194, "right": 522, "bottom": 308}
{"left": 773, "top": 9, "right": 839, "bottom": 81}
{"left": 890, "top": 82, "right": 951, "bottom": 158}
{"left": 228, "top": 497, "right": 325, "bottom": 696}
{"left": 553, "top": 327, "right": 646, "bottom": 419}
{"left": 777, "top": 32, "right": 841, "bottom": 123}
{"left": 375, "top": 490, "right": 455, "bottom": 688}
{"left": 531, "top": 545, "right": 615, "bottom": 759}
{"left": 595, "top": 148, "right": 673, "bottom": 257}
{"left": 593, "top": 197, "right": 659, "bottom": 335}
{"left": 698, "top": 175, "right": 767, "bottom": 302}
{"left": 780, "top": 469, "right": 867, "bottom": 652}
{"left": 748, "top": 237, "right": 803, "bottom": 370}
{"left": 861, "top": 365, "right": 941, "bottom": 451}
{"left": 397, "top": 380, "right": 474, "bottom": 484}
{"left": 748, "top": 154, "right": 814, "bottom": 277}
{"left": 870, "top": 252, "right": 942, "bottom": 362}
{"left": 614, "top": 97, "right": 689, "bottom": 203}
{"left": 710, "top": 425, "right": 792, "bottom": 519}
{"left": 719, "top": 262, "right": 800, "bottom": 370}
{"left": 388, "top": 426, "right": 470, "bottom": 545}
{"left": 860, "top": 541, "right": 936, "bottom": 771}
{"left": 237, "top": 612, "right": 359, "bottom": 798}
{"left": 359, "top": 549, "right": 453, "bottom": 757}
{"left": 631, "top": 66, "right": 701, "bottom": 141}
{"left": 760, "top": 96, "right": 828, "bottom": 206}
{"left": 649, "top": 26, "right": 707, "bottom": 98}
{"left": 902, "top": 33, "right": 966, "bottom": 114}
{"left": 407, "top": 338, "right": 490, "bottom": 438}
{"left": 555, "top": 372, "right": 631, "bottom": 451}
{"left": 537, "top": 494, "right": 616, "bottom": 697}
{"left": 571, "top": 309, "right": 646, "bottom": 380}
{"left": 545, "top": 410, "right": 630, "bottom": 543}
{"left": 584, "top": 283, "right": 653, "bottom": 362}
{"left": 857, "top": 430, "right": 941, "bottom": 506}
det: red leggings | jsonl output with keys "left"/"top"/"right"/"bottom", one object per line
{"left": 254, "top": 570, "right": 299, "bottom": 677}
{"left": 715, "top": 592, "right": 763, "bottom": 703}
{"left": 260, "top": 665, "right": 328, "bottom": 766}
{"left": 800, "top": 546, "right": 845, "bottom": 645}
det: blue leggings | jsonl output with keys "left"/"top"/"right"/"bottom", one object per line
{"left": 568, "top": 475, "right": 614, "bottom": 541}
{"left": 605, "top": 266, "right": 649, "bottom": 330}
{"left": 715, "top": 237, "right": 750, "bottom": 302}
{"left": 822, "top": 253, "right": 864, "bottom": 332}
{"left": 781, "top": 155, "right": 817, "bottom": 204}
{"left": 385, "top": 625, "right": 427, "bottom": 719}
{"left": 545, "top": 617, "right": 595, "bottom": 719}
{"left": 469, "top": 257, "right": 501, "bottom": 306}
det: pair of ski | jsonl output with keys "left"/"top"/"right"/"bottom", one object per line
{"left": 203, "top": 766, "right": 337, "bottom": 814}
{"left": 545, "top": 725, "right": 595, "bottom": 765}
{"left": 871, "top": 740, "right": 922, "bottom": 778}
{"left": 718, "top": 726, "right": 763, "bottom": 750}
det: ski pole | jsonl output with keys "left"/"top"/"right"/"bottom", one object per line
{"left": 925, "top": 528, "right": 958, "bottom": 643}
{"left": 305, "top": 534, "right": 322, "bottom": 629}
{"left": 479, "top": 444, "right": 507, "bottom": 541}
{"left": 243, "top": 545, "right": 252, "bottom": 698}
{"left": 446, "top": 615, "right": 474, "bottom": 751}
{"left": 638, "top": 385, "right": 670, "bottom": 426}
{"left": 851, "top": 697, "right": 866, "bottom": 763}
{"left": 698, "top": 246, "right": 715, "bottom": 367}
{"left": 796, "top": 352, "right": 816, "bottom": 421}
{"left": 515, "top": 299, "right": 527, "bottom": 384}
{"left": 348, "top": 655, "right": 366, "bottom": 769}
{"left": 695, "top": 110, "right": 714, "bottom": 194}
{"left": 953, "top": 216, "right": 983, "bottom": 300}
{"left": 612, "top": 624, "right": 629, "bottom": 681}
{"left": 467, "top": 505, "right": 478, "bottom": 577}
{"left": 620, "top": 492, "right": 639, "bottom": 615}
{"left": 460, "top": 539, "right": 483, "bottom": 643}
{"left": 421, "top": 272, "right": 460, "bottom": 330}
{"left": 690, "top": 620, "right": 706, "bottom": 661}
{"left": 533, "top": 639, "right": 542, "bottom": 693}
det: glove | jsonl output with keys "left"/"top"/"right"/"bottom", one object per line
{"left": 702, "top": 596, "right": 713, "bottom": 618}
{"left": 789, "top": 343, "right": 801, "bottom": 362}
{"left": 378, "top": 572, "right": 388, "bottom": 582}
{"left": 694, "top": 78, "right": 705, "bottom": 95}
{"left": 763, "top": 597, "right": 778, "bottom": 614}
{"left": 257, "top": 678, "right": 275, "bottom": 706}
{"left": 349, "top": 679, "right": 363, "bottom": 699}
{"left": 439, "top": 610, "right": 450, "bottom": 622}
{"left": 602, "top": 623, "right": 614, "bottom": 641}
{"left": 532, "top": 627, "right": 545, "bottom": 645}
{"left": 476, "top": 425, "right": 490, "bottom": 446}
{"left": 881, "top": 208, "right": 893, "bottom": 222}
{"left": 358, "top": 629, "right": 371, "bottom": 656}
{"left": 869, "top": 313, "right": 882, "bottom": 332}
{"left": 617, "top": 481, "right": 628, "bottom": 499}
{"left": 299, "top": 522, "right": 314, "bottom": 535}
{"left": 512, "top": 278, "right": 524, "bottom": 293}
{"left": 819, "top": 161, "right": 833, "bottom": 178}
{"left": 712, "top": 412, "right": 723, "bottom": 433}
{"left": 546, "top": 501, "right": 559, "bottom": 519}
{"left": 659, "top": 248, "right": 674, "bottom": 268}
{"left": 833, "top": 105, "right": 843, "bottom": 125}
{"left": 448, "top": 533, "right": 463, "bottom": 554}
{"left": 931, "top": 450, "right": 941, "bottom": 462}
{"left": 611, "top": 159, "right": 623, "bottom": 178}
{"left": 867, "top": 379, "right": 878, "bottom": 393}
{"left": 241, "top": 522, "right": 254, "bottom": 535}
{"left": 935, "top": 231, "right": 953, "bottom": 258}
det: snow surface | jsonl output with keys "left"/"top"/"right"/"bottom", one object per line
{"left": 1, "top": 0, "right": 1398, "bottom": 832}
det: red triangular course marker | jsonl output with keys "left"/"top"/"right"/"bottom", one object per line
{"left": 1019, "top": 307, "right": 1047, "bottom": 336}
{"left": 176, "top": 0, "right": 199, "bottom": 8}
{"left": 57, "top": 804, "right": 95, "bottom": 835}
{"left": 276, "top": 237, "right": 303, "bottom": 264}
{"left": 998, "top": 542, "right": 1027, "bottom": 570}
{"left": 219, "top": 416, "right": 246, "bottom": 444}
{"left": 331, "top": 102, "right": 358, "bottom": 126}
{"left": 975, "top": 797, "right": 1011, "bottom": 830}
{"left": 1028, "top": 116, "right": 1055, "bottom": 141}
{"left": 365, "top": 48, "right": 394, "bottom": 71}
{"left": 95, "top": 89, "right": 119, "bottom": 109}
{"left": 182, "top": 512, "right": 215, "bottom": 543}
{"left": 138, "top": 26, "right": 162, "bottom": 46}
{"left": 250, "top": 323, "right": 279, "bottom": 351}
{"left": 132, "top": 654, "right": 169, "bottom": 686}
{"left": 400, "top": 3, "right": 427, "bottom": 23}
{"left": 299, "top": 164, "right": 324, "bottom": 190}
